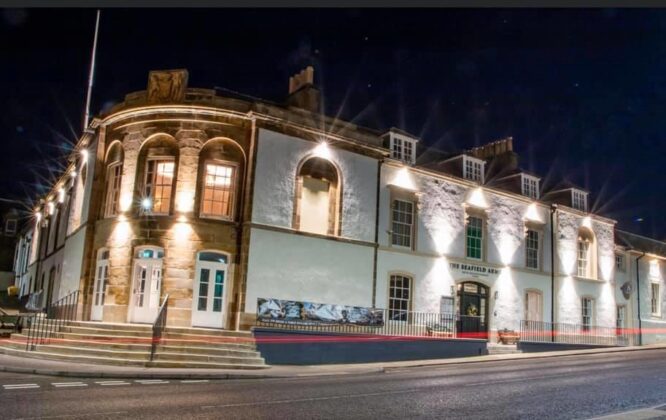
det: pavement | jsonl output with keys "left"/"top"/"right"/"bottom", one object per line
{"left": 2, "top": 347, "right": 666, "bottom": 419}
{"left": 0, "top": 342, "right": 664, "bottom": 380}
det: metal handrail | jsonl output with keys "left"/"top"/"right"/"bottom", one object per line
{"left": 520, "top": 319, "right": 632, "bottom": 346}
{"left": 149, "top": 294, "right": 169, "bottom": 362}
{"left": 25, "top": 290, "right": 79, "bottom": 351}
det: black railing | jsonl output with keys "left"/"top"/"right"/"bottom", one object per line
{"left": 149, "top": 294, "right": 169, "bottom": 361}
{"left": 520, "top": 320, "right": 633, "bottom": 346}
{"left": 25, "top": 290, "right": 79, "bottom": 351}
{"left": 257, "top": 309, "right": 459, "bottom": 339}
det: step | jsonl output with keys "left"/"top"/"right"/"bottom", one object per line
{"left": 60, "top": 326, "right": 153, "bottom": 337}
{"left": 35, "top": 345, "right": 151, "bottom": 361}
{"left": 165, "top": 326, "right": 252, "bottom": 338}
{"left": 67, "top": 321, "right": 153, "bottom": 332}
{"left": 154, "top": 351, "right": 264, "bottom": 365}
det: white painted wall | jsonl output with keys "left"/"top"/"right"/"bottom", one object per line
{"left": 251, "top": 129, "right": 378, "bottom": 242}
{"left": 59, "top": 227, "right": 87, "bottom": 299}
{"left": 244, "top": 228, "right": 374, "bottom": 314}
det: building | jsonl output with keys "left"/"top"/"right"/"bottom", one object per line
{"left": 11, "top": 67, "right": 665, "bottom": 344}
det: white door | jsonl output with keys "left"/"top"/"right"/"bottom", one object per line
{"left": 91, "top": 250, "right": 109, "bottom": 321}
{"left": 130, "top": 248, "right": 163, "bottom": 324}
{"left": 525, "top": 291, "right": 542, "bottom": 322}
{"left": 192, "top": 252, "right": 228, "bottom": 328}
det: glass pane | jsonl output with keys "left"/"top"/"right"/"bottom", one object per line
{"left": 213, "top": 298, "right": 222, "bottom": 312}
{"left": 198, "top": 297, "right": 207, "bottom": 311}
{"left": 198, "top": 252, "right": 227, "bottom": 263}
{"left": 214, "top": 271, "right": 224, "bottom": 298}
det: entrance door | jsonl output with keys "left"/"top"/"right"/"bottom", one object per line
{"left": 129, "top": 247, "right": 163, "bottom": 323}
{"left": 525, "top": 290, "right": 542, "bottom": 322}
{"left": 91, "top": 249, "right": 109, "bottom": 321}
{"left": 457, "top": 282, "right": 489, "bottom": 339}
{"left": 191, "top": 251, "right": 229, "bottom": 328}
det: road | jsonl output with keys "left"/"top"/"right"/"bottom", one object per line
{"left": 1, "top": 349, "right": 666, "bottom": 419}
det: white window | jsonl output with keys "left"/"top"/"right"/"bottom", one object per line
{"left": 582, "top": 297, "right": 594, "bottom": 331}
{"left": 526, "top": 230, "right": 540, "bottom": 269}
{"left": 616, "top": 305, "right": 625, "bottom": 330}
{"left": 4, "top": 219, "right": 16, "bottom": 235}
{"left": 389, "top": 274, "right": 412, "bottom": 321}
{"left": 391, "top": 199, "right": 414, "bottom": 248}
{"left": 572, "top": 189, "right": 587, "bottom": 212}
{"left": 651, "top": 283, "right": 661, "bottom": 316}
{"left": 104, "top": 162, "right": 122, "bottom": 217}
{"left": 463, "top": 156, "right": 484, "bottom": 183}
{"left": 577, "top": 239, "right": 590, "bottom": 277}
{"left": 201, "top": 162, "right": 237, "bottom": 219}
{"left": 521, "top": 175, "right": 539, "bottom": 199}
{"left": 615, "top": 254, "right": 625, "bottom": 272}
{"left": 144, "top": 159, "right": 175, "bottom": 215}
{"left": 389, "top": 134, "right": 416, "bottom": 164}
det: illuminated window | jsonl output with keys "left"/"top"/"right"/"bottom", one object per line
{"left": 391, "top": 199, "right": 414, "bottom": 248}
{"left": 389, "top": 274, "right": 412, "bottom": 321}
{"left": 576, "top": 228, "right": 595, "bottom": 278}
{"left": 577, "top": 240, "right": 590, "bottom": 277}
{"left": 572, "top": 189, "right": 587, "bottom": 212}
{"left": 526, "top": 230, "right": 540, "bottom": 269}
{"left": 582, "top": 297, "right": 594, "bottom": 331}
{"left": 389, "top": 133, "right": 416, "bottom": 164}
{"left": 466, "top": 216, "right": 483, "bottom": 260}
{"left": 522, "top": 175, "right": 539, "bottom": 199}
{"left": 104, "top": 163, "right": 122, "bottom": 217}
{"left": 463, "top": 156, "right": 484, "bottom": 183}
{"left": 294, "top": 157, "right": 340, "bottom": 236}
{"left": 201, "top": 163, "right": 236, "bottom": 219}
{"left": 144, "top": 159, "right": 174, "bottom": 215}
{"left": 651, "top": 283, "right": 661, "bottom": 316}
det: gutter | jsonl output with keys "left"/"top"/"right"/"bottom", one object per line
{"left": 550, "top": 204, "right": 557, "bottom": 342}
{"left": 371, "top": 159, "right": 384, "bottom": 308}
{"left": 636, "top": 251, "right": 646, "bottom": 346}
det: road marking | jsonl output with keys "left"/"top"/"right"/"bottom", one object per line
{"left": 201, "top": 388, "right": 422, "bottom": 409}
{"left": 135, "top": 380, "right": 169, "bottom": 385}
{"left": 17, "top": 410, "right": 129, "bottom": 419}
{"left": 181, "top": 379, "right": 209, "bottom": 383}
{"left": 95, "top": 380, "right": 130, "bottom": 386}
{"left": 51, "top": 382, "right": 87, "bottom": 388}
{"left": 3, "top": 383, "right": 40, "bottom": 390}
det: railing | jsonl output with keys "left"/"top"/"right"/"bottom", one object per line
{"left": 149, "top": 294, "right": 169, "bottom": 361}
{"left": 257, "top": 309, "right": 459, "bottom": 339}
{"left": 25, "top": 290, "right": 79, "bottom": 351}
{"left": 520, "top": 320, "right": 633, "bottom": 346}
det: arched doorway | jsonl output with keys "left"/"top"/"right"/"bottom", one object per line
{"left": 457, "top": 281, "right": 489, "bottom": 339}
{"left": 129, "top": 246, "right": 164, "bottom": 323}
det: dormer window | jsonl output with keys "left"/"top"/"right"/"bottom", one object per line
{"left": 572, "top": 189, "right": 587, "bottom": 212}
{"left": 521, "top": 175, "right": 540, "bottom": 200}
{"left": 388, "top": 132, "right": 417, "bottom": 164}
{"left": 463, "top": 155, "right": 485, "bottom": 183}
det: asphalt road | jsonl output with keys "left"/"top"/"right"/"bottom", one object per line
{"left": 2, "top": 349, "right": 666, "bottom": 419}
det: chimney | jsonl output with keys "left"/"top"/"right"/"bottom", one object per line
{"left": 286, "top": 66, "right": 320, "bottom": 113}
{"left": 469, "top": 137, "right": 519, "bottom": 179}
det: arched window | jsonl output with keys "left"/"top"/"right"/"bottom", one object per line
{"left": 136, "top": 135, "right": 178, "bottom": 216}
{"left": 197, "top": 139, "right": 244, "bottom": 220}
{"left": 294, "top": 157, "right": 341, "bottom": 236}
{"left": 104, "top": 142, "right": 124, "bottom": 217}
{"left": 577, "top": 228, "right": 596, "bottom": 279}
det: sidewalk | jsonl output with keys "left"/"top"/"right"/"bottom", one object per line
{"left": 0, "top": 344, "right": 664, "bottom": 380}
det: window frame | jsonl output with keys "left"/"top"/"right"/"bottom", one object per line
{"left": 462, "top": 155, "right": 485, "bottom": 183}
{"left": 390, "top": 198, "right": 415, "bottom": 250}
{"left": 572, "top": 189, "right": 588, "bottom": 212}
{"left": 581, "top": 297, "right": 594, "bottom": 331}
{"left": 521, "top": 174, "right": 540, "bottom": 200}
{"left": 465, "top": 215, "right": 484, "bottom": 260}
{"left": 104, "top": 161, "right": 123, "bottom": 218}
{"left": 389, "top": 133, "right": 417, "bottom": 164}
{"left": 525, "top": 229, "right": 541, "bottom": 270}
{"left": 615, "top": 253, "right": 625, "bottom": 272}
{"left": 199, "top": 159, "right": 239, "bottom": 221}
{"left": 4, "top": 219, "right": 16, "bottom": 235}
{"left": 651, "top": 282, "right": 661, "bottom": 317}
{"left": 388, "top": 274, "right": 413, "bottom": 322}
{"left": 143, "top": 156, "right": 176, "bottom": 216}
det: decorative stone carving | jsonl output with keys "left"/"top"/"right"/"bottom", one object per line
{"left": 621, "top": 281, "right": 633, "bottom": 300}
{"left": 147, "top": 69, "right": 188, "bottom": 103}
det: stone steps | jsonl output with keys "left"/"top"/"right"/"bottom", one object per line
{"left": 487, "top": 344, "right": 522, "bottom": 355}
{"left": 0, "top": 321, "right": 267, "bottom": 369}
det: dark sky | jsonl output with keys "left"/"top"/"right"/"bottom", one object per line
{"left": 1, "top": 8, "right": 665, "bottom": 238}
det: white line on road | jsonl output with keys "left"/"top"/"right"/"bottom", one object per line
{"left": 94, "top": 381, "right": 130, "bottom": 386}
{"left": 135, "top": 380, "right": 169, "bottom": 384}
{"left": 181, "top": 379, "right": 209, "bottom": 383}
{"left": 51, "top": 382, "right": 88, "bottom": 388}
{"left": 201, "top": 388, "right": 422, "bottom": 409}
{"left": 3, "top": 383, "right": 40, "bottom": 390}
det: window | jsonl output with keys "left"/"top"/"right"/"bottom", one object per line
{"left": 466, "top": 216, "right": 483, "bottom": 260}
{"left": 616, "top": 305, "right": 626, "bottom": 331}
{"left": 572, "top": 190, "right": 587, "bottom": 212}
{"left": 521, "top": 175, "right": 539, "bottom": 200}
{"left": 615, "top": 254, "right": 625, "bottom": 272}
{"left": 201, "top": 162, "right": 236, "bottom": 219}
{"left": 651, "top": 283, "right": 660, "bottom": 316}
{"left": 582, "top": 297, "right": 594, "bottom": 331}
{"left": 389, "top": 274, "right": 412, "bottom": 321}
{"left": 463, "top": 156, "right": 484, "bottom": 183}
{"left": 295, "top": 157, "right": 340, "bottom": 236}
{"left": 4, "top": 219, "right": 16, "bottom": 235}
{"left": 577, "top": 239, "right": 590, "bottom": 277}
{"left": 391, "top": 199, "right": 414, "bottom": 248}
{"left": 389, "top": 133, "right": 416, "bottom": 164}
{"left": 144, "top": 159, "right": 174, "bottom": 214}
{"left": 525, "top": 229, "right": 540, "bottom": 269}
{"left": 104, "top": 163, "right": 122, "bottom": 217}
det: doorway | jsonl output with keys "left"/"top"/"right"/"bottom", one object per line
{"left": 457, "top": 281, "right": 489, "bottom": 339}
{"left": 91, "top": 249, "right": 109, "bottom": 321}
{"left": 129, "top": 247, "right": 163, "bottom": 324}
{"left": 191, "top": 251, "right": 229, "bottom": 329}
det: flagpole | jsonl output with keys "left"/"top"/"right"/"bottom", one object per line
{"left": 83, "top": 9, "right": 101, "bottom": 132}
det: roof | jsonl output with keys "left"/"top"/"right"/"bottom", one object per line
{"left": 616, "top": 230, "right": 666, "bottom": 257}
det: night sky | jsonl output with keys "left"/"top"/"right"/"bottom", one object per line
{"left": 1, "top": 8, "right": 664, "bottom": 238}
